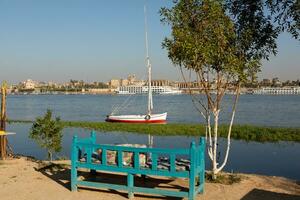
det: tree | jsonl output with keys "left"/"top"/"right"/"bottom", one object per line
{"left": 161, "top": 0, "right": 278, "bottom": 179}
{"left": 29, "top": 109, "right": 63, "bottom": 161}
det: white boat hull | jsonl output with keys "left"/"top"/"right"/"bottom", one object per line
{"left": 106, "top": 112, "right": 167, "bottom": 123}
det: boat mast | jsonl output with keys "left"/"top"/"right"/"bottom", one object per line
{"left": 144, "top": 5, "right": 153, "bottom": 115}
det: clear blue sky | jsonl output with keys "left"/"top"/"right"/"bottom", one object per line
{"left": 0, "top": 0, "right": 299, "bottom": 84}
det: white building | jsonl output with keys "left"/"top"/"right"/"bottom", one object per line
{"left": 22, "top": 79, "right": 37, "bottom": 89}
{"left": 117, "top": 85, "right": 182, "bottom": 95}
{"left": 254, "top": 87, "right": 300, "bottom": 95}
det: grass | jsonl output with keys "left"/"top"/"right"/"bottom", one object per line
{"left": 8, "top": 119, "right": 300, "bottom": 143}
{"left": 205, "top": 172, "right": 243, "bottom": 185}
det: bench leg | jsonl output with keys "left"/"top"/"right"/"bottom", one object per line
{"left": 188, "top": 176, "right": 196, "bottom": 200}
{"left": 127, "top": 173, "right": 134, "bottom": 199}
{"left": 198, "top": 169, "right": 205, "bottom": 194}
{"left": 71, "top": 166, "right": 77, "bottom": 191}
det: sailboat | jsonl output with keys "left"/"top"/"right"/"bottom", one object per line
{"left": 106, "top": 6, "right": 167, "bottom": 124}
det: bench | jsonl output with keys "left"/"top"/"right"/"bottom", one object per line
{"left": 71, "top": 131, "right": 205, "bottom": 200}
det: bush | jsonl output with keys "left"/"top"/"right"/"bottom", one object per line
{"left": 29, "top": 109, "right": 63, "bottom": 161}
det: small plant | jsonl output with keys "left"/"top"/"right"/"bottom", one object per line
{"left": 29, "top": 109, "right": 63, "bottom": 161}
{"left": 205, "top": 172, "right": 242, "bottom": 185}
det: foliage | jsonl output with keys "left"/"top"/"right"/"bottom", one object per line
{"left": 266, "top": 0, "right": 300, "bottom": 39}
{"left": 226, "top": 0, "right": 280, "bottom": 83}
{"left": 29, "top": 109, "right": 63, "bottom": 161}
{"left": 161, "top": 0, "right": 242, "bottom": 81}
{"left": 160, "top": 0, "right": 280, "bottom": 84}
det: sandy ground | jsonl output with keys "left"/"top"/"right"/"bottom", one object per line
{"left": 0, "top": 157, "right": 299, "bottom": 200}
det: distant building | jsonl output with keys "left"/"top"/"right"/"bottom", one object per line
{"left": 254, "top": 87, "right": 300, "bottom": 95}
{"left": 22, "top": 79, "right": 37, "bottom": 89}
{"left": 151, "top": 80, "right": 172, "bottom": 86}
{"left": 127, "top": 74, "right": 136, "bottom": 85}
{"left": 47, "top": 81, "right": 58, "bottom": 87}
{"left": 108, "top": 79, "right": 121, "bottom": 88}
{"left": 272, "top": 77, "right": 282, "bottom": 87}
{"left": 108, "top": 74, "right": 144, "bottom": 88}
{"left": 261, "top": 79, "right": 272, "bottom": 86}
{"left": 120, "top": 79, "right": 129, "bottom": 86}
{"left": 175, "top": 81, "right": 201, "bottom": 89}
{"left": 87, "top": 88, "right": 112, "bottom": 94}
{"left": 37, "top": 82, "right": 47, "bottom": 87}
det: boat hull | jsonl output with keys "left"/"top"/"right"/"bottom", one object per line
{"left": 106, "top": 113, "right": 167, "bottom": 124}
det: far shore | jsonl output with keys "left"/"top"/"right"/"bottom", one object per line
{"left": 0, "top": 156, "right": 299, "bottom": 200}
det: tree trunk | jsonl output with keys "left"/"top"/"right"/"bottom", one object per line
{"left": 216, "top": 84, "right": 241, "bottom": 174}
{"left": 212, "top": 110, "right": 220, "bottom": 180}
{"left": 207, "top": 114, "right": 213, "bottom": 161}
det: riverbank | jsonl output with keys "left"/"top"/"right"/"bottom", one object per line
{"left": 0, "top": 157, "right": 299, "bottom": 200}
{"left": 8, "top": 120, "right": 300, "bottom": 142}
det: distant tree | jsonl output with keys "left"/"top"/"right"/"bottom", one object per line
{"left": 161, "top": 0, "right": 279, "bottom": 179}
{"left": 29, "top": 109, "right": 63, "bottom": 161}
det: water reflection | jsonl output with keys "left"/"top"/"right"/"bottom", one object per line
{"left": 7, "top": 123, "right": 300, "bottom": 180}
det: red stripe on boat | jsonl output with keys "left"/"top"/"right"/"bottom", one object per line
{"left": 106, "top": 119, "right": 166, "bottom": 124}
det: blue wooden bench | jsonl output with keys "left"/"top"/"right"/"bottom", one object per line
{"left": 71, "top": 131, "right": 205, "bottom": 200}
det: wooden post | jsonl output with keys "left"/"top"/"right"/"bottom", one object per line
{"left": 0, "top": 82, "right": 7, "bottom": 160}
{"left": 71, "top": 135, "right": 78, "bottom": 191}
{"left": 188, "top": 142, "right": 196, "bottom": 200}
{"left": 127, "top": 173, "right": 134, "bottom": 199}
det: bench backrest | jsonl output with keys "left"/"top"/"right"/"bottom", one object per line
{"left": 72, "top": 131, "right": 205, "bottom": 178}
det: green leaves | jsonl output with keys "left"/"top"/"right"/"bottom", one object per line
{"left": 29, "top": 109, "right": 63, "bottom": 161}
{"left": 160, "top": 0, "right": 284, "bottom": 85}
{"left": 161, "top": 0, "right": 242, "bottom": 82}
{"left": 266, "top": 0, "right": 300, "bottom": 39}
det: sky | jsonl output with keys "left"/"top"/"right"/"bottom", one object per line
{"left": 0, "top": 0, "right": 299, "bottom": 84}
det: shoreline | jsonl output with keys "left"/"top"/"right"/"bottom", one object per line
{"left": 6, "top": 92, "right": 300, "bottom": 96}
{"left": 0, "top": 156, "right": 299, "bottom": 200}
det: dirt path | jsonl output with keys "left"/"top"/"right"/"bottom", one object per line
{"left": 0, "top": 157, "right": 299, "bottom": 200}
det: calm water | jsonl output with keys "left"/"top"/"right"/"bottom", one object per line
{"left": 4, "top": 94, "right": 300, "bottom": 180}
{"left": 7, "top": 94, "right": 300, "bottom": 126}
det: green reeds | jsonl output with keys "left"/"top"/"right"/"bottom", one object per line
{"left": 8, "top": 119, "right": 300, "bottom": 143}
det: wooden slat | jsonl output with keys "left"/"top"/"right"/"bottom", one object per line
{"left": 117, "top": 150, "right": 123, "bottom": 168}
{"left": 134, "top": 152, "right": 140, "bottom": 169}
{"left": 170, "top": 154, "right": 176, "bottom": 172}
{"left": 77, "top": 180, "right": 189, "bottom": 198}
{"left": 101, "top": 149, "right": 107, "bottom": 165}
{"left": 77, "top": 162, "right": 189, "bottom": 178}
{"left": 151, "top": 153, "right": 158, "bottom": 170}
{"left": 76, "top": 142, "right": 189, "bottom": 155}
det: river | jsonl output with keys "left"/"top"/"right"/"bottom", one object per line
{"left": 4, "top": 94, "right": 300, "bottom": 180}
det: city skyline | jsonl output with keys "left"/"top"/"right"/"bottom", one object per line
{"left": 11, "top": 75, "right": 300, "bottom": 87}
{"left": 0, "top": 0, "right": 299, "bottom": 84}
